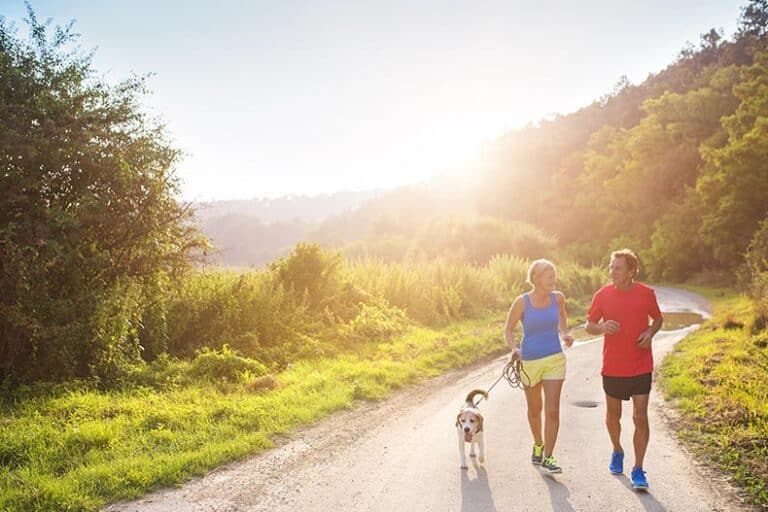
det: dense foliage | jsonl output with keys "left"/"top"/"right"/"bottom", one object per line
{"left": 138, "top": 247, "right": 602, "bottom": 372}
{"left": 0, "top": 10, "right": 204, "bottom": 383}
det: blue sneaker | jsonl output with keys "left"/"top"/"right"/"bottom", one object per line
{"left": 609, "top": 451, "right": 624, "bottom": 474}
{"left": 631, "top": 467, "right": 649, "bottom": 490}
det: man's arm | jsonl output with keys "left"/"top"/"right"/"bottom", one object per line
{"left": 586, "top": 319, "right": 620, "bottom": 335}
{"left": 636, "top": 315, "right": 663, "bottom": 349}
{"left": 585, "top": 320, "right": 604, "bottom": 335}
{"left": 584, "top": 290, "right": 619, "bottom": 335}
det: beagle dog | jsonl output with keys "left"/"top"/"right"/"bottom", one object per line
{"left": 456, "top": 389, "right": 488, "bottom": 469}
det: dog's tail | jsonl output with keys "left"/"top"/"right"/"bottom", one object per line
{"left": 465, "top": 389, "right": 489, "bottom": 406}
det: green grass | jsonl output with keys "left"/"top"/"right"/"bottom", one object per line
{"left": 0, "top": 313, "right": 509, "bottom": 511}
{"left": 659, "top": 288, "right": 768, "bottom": 508}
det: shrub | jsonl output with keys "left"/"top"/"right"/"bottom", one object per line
{"left": 340, "top": 303, "right": 410, "bottom": 345}
{"left": 242, "top": 373, "right": 279, "bottom": 393}
{"left": 269, "top": 243, "right": 346, "bottom": 311}
{"left": 188, "top": 346, "right": 268, "bottom": 382}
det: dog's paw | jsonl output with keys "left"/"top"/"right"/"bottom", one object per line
{"left": 461, "top": 464, "right": 469, "bottom": 470}
{"left": 469, "top": 453, "right": 476, "bottom": 458}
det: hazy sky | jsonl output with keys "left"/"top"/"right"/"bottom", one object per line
{"left": 2, "top": 1, "right": 747, "bottom": 200}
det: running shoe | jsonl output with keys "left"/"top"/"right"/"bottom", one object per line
{"left": 609, "top": 450, "right": 624, "bottom": 474}
{"left": 541, "top": 454, "right": 563, "bottom": 474}
{"left": 631, "top": 467, "right": 649, "bottom": 491}
{"left": 531, "top": 443, "right": 544, "bottom": 465}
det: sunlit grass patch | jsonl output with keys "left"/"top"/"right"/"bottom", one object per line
{"left": 659, "top": 289, "right": 768, "bottom": 508}
{"left": 0, "top": 312, "right": 507, "bottom": 511}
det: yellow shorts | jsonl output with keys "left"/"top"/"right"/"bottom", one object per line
{"left": 520, "top": 352, "right": 566, "bottom": 388}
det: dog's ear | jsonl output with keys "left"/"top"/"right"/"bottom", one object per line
{"left": 456, "top": 413, "right": 461, "bottom": 427}
{"left": 477, "top": 414, "right": 483, "bottom": 432}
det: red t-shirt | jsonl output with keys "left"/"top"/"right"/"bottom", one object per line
{"left": 587, "top": 282, "right": 662, "bottom": 377}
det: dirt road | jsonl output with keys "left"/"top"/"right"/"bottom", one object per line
{"left": 105, "top": 287, "right": 755, "bottom": 512}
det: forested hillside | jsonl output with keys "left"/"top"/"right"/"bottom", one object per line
{"left": 473, "top": 6, "right": 768, "bottom": 285}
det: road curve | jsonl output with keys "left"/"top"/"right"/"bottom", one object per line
{"left": 105, "top": 287, "right": 756, "bottom": 512}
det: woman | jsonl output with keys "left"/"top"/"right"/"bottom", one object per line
{"left": 503, "top": 259, "right": 574, "bottom": 474}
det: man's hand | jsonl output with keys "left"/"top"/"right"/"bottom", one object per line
{"left": 636, "top": 329, "right": 653, "bottom": 349}
{"left": 603, "top": 320, "right": 620, "bottom": 335}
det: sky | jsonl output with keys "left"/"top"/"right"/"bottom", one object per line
{"left": 1, "top": 0, "right": 748, "bottom": 201}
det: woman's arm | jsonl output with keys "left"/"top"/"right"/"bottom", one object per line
{"left": 556, "top": 292, "right": 574, "bottom": 347}
{"left": 504, "top": 296, "right": 524, "bottom": 356}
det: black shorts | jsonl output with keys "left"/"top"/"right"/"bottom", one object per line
{"left": 602, "top": 373, "right": 652, "bottom": 401}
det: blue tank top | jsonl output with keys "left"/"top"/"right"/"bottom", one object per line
{"left": 520, "top": 292, "right": 562, "bottom": 361}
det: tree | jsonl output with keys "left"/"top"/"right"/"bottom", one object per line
{"left": 698, "top": 51, "right": 768, "bottom": 265}
{"left": 566, "top": 65, "right": 739, "bottom": 253}
{"left": 739, "top": 0, "right": 768, "bottom": 39}
{"left": 0, "top": 8, "right": 204, "bottom": 382}
{"left": 645, "top": 189, "right": 711, "bottom": 281}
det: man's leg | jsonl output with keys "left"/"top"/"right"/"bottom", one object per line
{"left": 605, "top": 393, "right": 623, "bottom": 452}
{"left": 542, "top": 379, "right": 563, "bottom": 457}
{"left": 631, "top": 393, "right": 650, "bottom": 469}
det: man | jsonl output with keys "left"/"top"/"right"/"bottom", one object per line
{"left": 585, "top": 249, "right": 663, "bottom": 491}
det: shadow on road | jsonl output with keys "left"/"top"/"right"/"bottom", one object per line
{"left": 541, "top": 474, "right": 576, "bottom": 512}
{"left": 461, "top": 460, "right": 498, "bottom": 512}
{"left": 614, "top": 474, "right": 668, "bottom": 512}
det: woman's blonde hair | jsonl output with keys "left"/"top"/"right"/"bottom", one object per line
{"left": 526, "top": 259, "right": 557, "bottom": 287}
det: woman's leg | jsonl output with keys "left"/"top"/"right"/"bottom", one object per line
{"left": 523, "top": 382, "right": 543, "bottom": 445}
{"left": 542, "top": 379, "right": 564, "bottom": 457}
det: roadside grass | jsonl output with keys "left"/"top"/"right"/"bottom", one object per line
{"left": 659, "top": 289, "right": 768, "bottom": 509}
{"left": 0, "top": 313, "right": 508, "bottom": 512}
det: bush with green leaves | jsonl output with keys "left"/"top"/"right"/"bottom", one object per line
{"left": 340, "top": 302, "right": 410, "bottom": 345}
{"left": 159, "top": 270, "right": 309, "bottom": 359}
{"left": 0, "top": 9, "right": 203, "bottom": 383}
{"left": 188, "top": 346, "right": 268, "bottom": 382}
{"left": 270, "top": 242, "right": 346, "bottom": 311}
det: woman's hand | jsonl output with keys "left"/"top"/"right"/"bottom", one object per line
{"left": 510, "top": 348, "right": 521, "bottom": 362}
{"left": 562, "top": 333, "right": 575, "bottom": 347}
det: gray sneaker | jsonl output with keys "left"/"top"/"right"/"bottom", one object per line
{"left": 531, "top": 443, "right": 543, "bottom": 465}
{"left": 541, "top": 454, "right": 563, "bottom": 474}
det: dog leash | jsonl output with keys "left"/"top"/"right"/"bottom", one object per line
{"left": 474, "top": 359, "right": 529, "bottom": 405}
